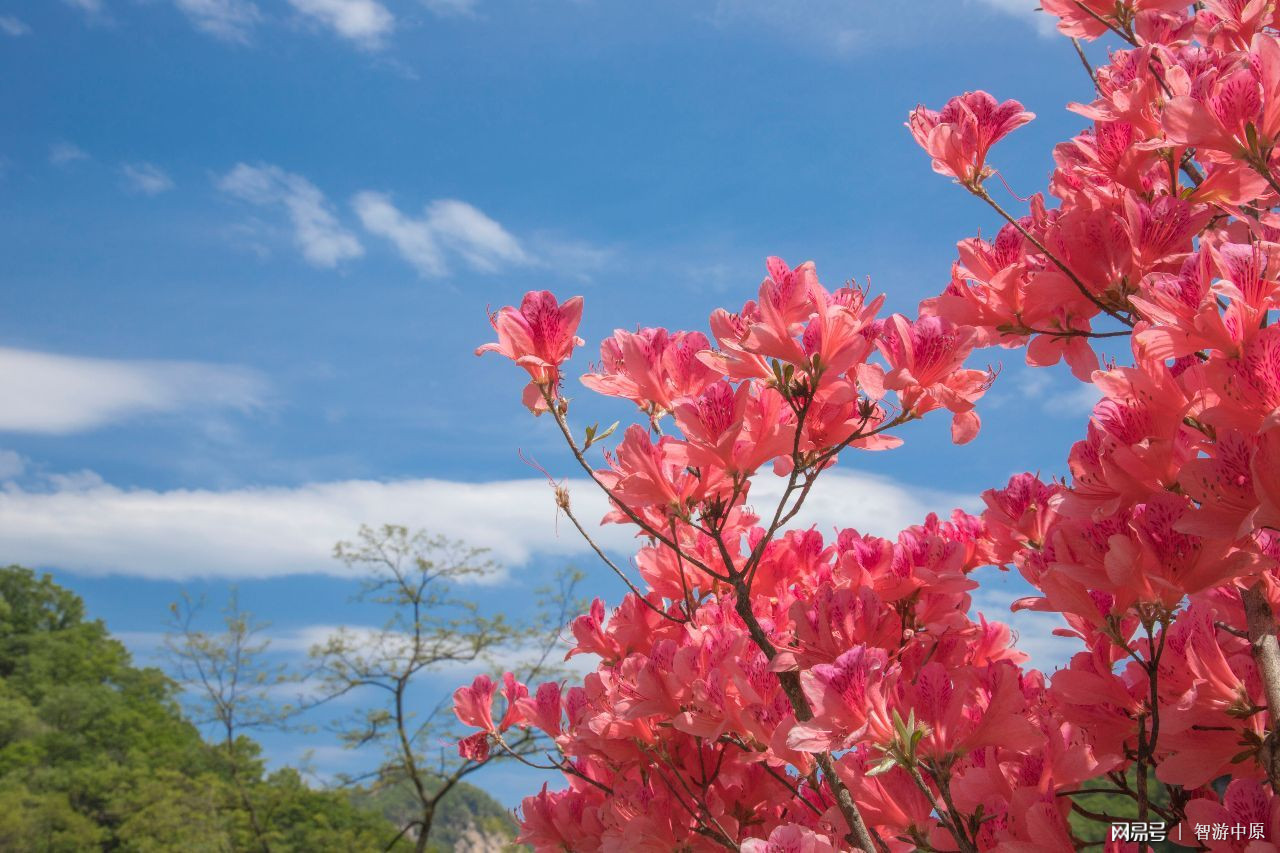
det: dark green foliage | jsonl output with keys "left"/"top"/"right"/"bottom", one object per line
{"left": 1066, "top": 766, "right": 1179, "bottom": 851}
{"left": 0, "top": 565, "right": 521, "bottom": 851}
{"left": 0, "top": 565, "right": 391, "bottom": 851}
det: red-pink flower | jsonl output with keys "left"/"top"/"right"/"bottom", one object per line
{"left": 459, "top": 19, "right": 1280, "bottom": 848}
{"left": 1041, "top": 0, "right": 1187, "bottom": 40}
{"left": 1254, "top": 417, "right": 1280, "bottom": 533}
{"left": 741, "top": 825, "right": 838, "bottom": 853}
{"left": 671, "top": 380, "right": 795, "bottom": 475}
{"left": 453, "top": 673, "right": 497, "bottom": 732}
{"left": 476, "top": 290, "right": 585, "bottom": 412}
{"left": 457, "top": 731, "right": 491, "bottom": 761}
{"left": 1173, "top": 779, "right": 1280, "bottom": 852}
{"left": 869, "top": 314, "right": 990, "bottom": 444}
{"left": 580, "top": 327, "right": 720, "bottom": 415}
{"left": 511, "top": 682, "right": 563, "bottom": 740}
{"left": 788, "top": 646, "right": 889, "bottom": 752}
{"left": 1162, "top": 35, "right": 1280, "bottom": 156}
{"left": 908, "top": 91, "right": 1035, "bottom": 185}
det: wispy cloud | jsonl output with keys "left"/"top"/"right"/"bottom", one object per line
{"left": 217, "top": 163, "right": 364, "bottom": 268}
{"left": 711, "top": 0, "right": 863, "bottom": 56}
{"left": 992, "top": 365, "right": 1101, "bottom": 418}
{"left": 49, "top": 141, "right": 89, "bottom": 167}
{"left": 120, "top": 162, "right": 175, "bottom": 195}
{"left": 0, "top": 346, "right": 268, "bottom": 434}
{"left": 1044, "top": 382, "right": 1102, "bottom": 416}
{"left": 0, "top": 16, "right": 31, "bottom": 36}
{"left": 63, "top": 0, "right": 104, "bottom": 15}
{"left": 0, "top": 469, "right": 970, "bottom": 580}
{"left": 353, "top": 193, "right": 529, "bottom": 278}
{"left": 172, "top": 0, "right": 262, "bottom": 43}
{"left": 287, "top": 0, "right": 394, "bottom": 49}
{"left": 420, "top": 0, "right": 479, "bottom": 15}
{"left": 971, "top": 0, "right": 1058, "bottom": 36}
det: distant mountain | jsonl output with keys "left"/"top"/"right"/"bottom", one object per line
{"left": 352, "top": 772, "right": 522, "bottom": 852}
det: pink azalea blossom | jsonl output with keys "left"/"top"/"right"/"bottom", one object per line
{"left": 476, "top": 290, "right": 584, "bottom": 412}
{"left": 908, "top": 91, "right": 1035, "bottom": 185}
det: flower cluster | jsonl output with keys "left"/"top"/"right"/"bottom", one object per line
{"left": 463, "top": 3, "right": 1280, "bottom": 850}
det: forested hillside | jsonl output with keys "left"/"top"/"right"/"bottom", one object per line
{"left": 0, "top": 565, "right": 518, "bottom": 852}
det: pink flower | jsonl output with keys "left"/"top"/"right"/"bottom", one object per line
{"left": 476, "top": 291, "right": 585, "bottom": 412}
{"left": 908, "top": 91, "right": 1035, "bottom": 185}
{"left": 580, "top": 327, "right": 720, "bottom": 415}
{"left": 1173, "top": 779, "right": 1280, "bottom": 852}
{"left": 597, "top": 424, "right": 726, "bottom": 519}
{"left": 1254, "top": 417, "right": 1280, "bottom": 533}
{"left": 740, "top": 825, "right": 838, "bottom": 853}
{"left": 787, "top": 646, "right": 889, "bottom": 752}
{"left": 457, "top": 731, "right": 491, "bottom": 761}
{"left": 871, "top": 314, "right": 990, "bottom": 444}
{"left": 516, "top": 681, "right": 564, "bottom": 738}
{"left": 671, "top": 380, "right": 796, "bottom": 475}
{"left": 981, "top": 473, "right": 1061, "bottom": 566}
{"left": 453, "top": 673, "right": 497, "bottom": 732}
{"left": 499, "top": 672, "right": 529, "bottom": 731}
{"left": 1041, "top": 0, "right": 1187, "bottom": 40}
{"left": 1162, "top": 35, "right": 1280, "bottom": 155}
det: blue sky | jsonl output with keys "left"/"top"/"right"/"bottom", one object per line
{"left": 3, "top": 0, "right": 1116, "bottom": 807}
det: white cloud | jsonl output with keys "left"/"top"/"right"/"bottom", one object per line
{"left": 49, "top": 141, "right": 89, "bottom": 166}
{"left": 0, "top": 469, "right": 971, "bottom": 580}
{"left": 0, "top": 346, "right": 268, "bottom": 434}
{"left": 751, "top": 470, "right": 979, "bottom": 537}
{"left": 425, "top": 200, "right": 529, "bottom": 271}
{"left": 969, "top": 568, "right": 1079, "bottom": 674}
{"left": 0, "top": 16, "right": 31, "bottom": 36}
{"left": 972, "top": 0, "right": 1058, "bottom": 36}
{"left": 288, "top": 0, "right": 394, "bottom": 49}
{"left": 266, "top": 626, "right": 590, "bottom": 677}
{"left": 353, "top": 192, "right": 529, "bottom": 277}
{"left": 172, "top": 0, "right": 262, "bottom": 43}
{"left": 120, "top": 162, "right": 175, "bottom": 195}
{"left": 217, "top": 163, "right": 364, "bottom": 268}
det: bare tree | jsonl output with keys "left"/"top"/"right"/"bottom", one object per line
{"left": 165, "top": 591, "right": 293, "bottom": 853}
{"left": 309, "top": 525, "right": 581, "bottom": 853}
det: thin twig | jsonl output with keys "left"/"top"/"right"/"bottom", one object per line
{"left": 972, "top": 185, "right": 1137, "bottom": 327}
{"left": 559, "top": 496, "right": 687, "bottom": 623}
{"left": 1072, "top": 38, "right": 1098, "bottom": 88}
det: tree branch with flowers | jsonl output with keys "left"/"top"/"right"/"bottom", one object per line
{"left": 453, "top": 2, "right": 1280, "bottom": 850}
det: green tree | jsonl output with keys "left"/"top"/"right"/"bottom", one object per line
{"left": 0, "top": 564, "right": 397, "bottom": 851}
{"left": 164, "top": 591, "right": 293, "bottom": 852}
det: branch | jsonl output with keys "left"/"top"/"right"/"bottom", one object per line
{"left": 559, "top": 496, "right": 689, "bottom": 622}
{"left": 971, "top": 185, "right": 1136, "bottom": 328}
{"left": 1072, "top": 1, "right": 1137, "bottom": 46}
{"left": 540, "top": 387, "right": 719, "bottom": 579}
{"left": 1072, "top": 38, "right": 1098, "bottom": 89}
{"left": 1243, "top": 581, "right": 1280, "bottom": 788}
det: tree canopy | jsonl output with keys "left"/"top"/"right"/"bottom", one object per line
{"left": 0, "top": 564, "right": 518, "bottom": 852}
